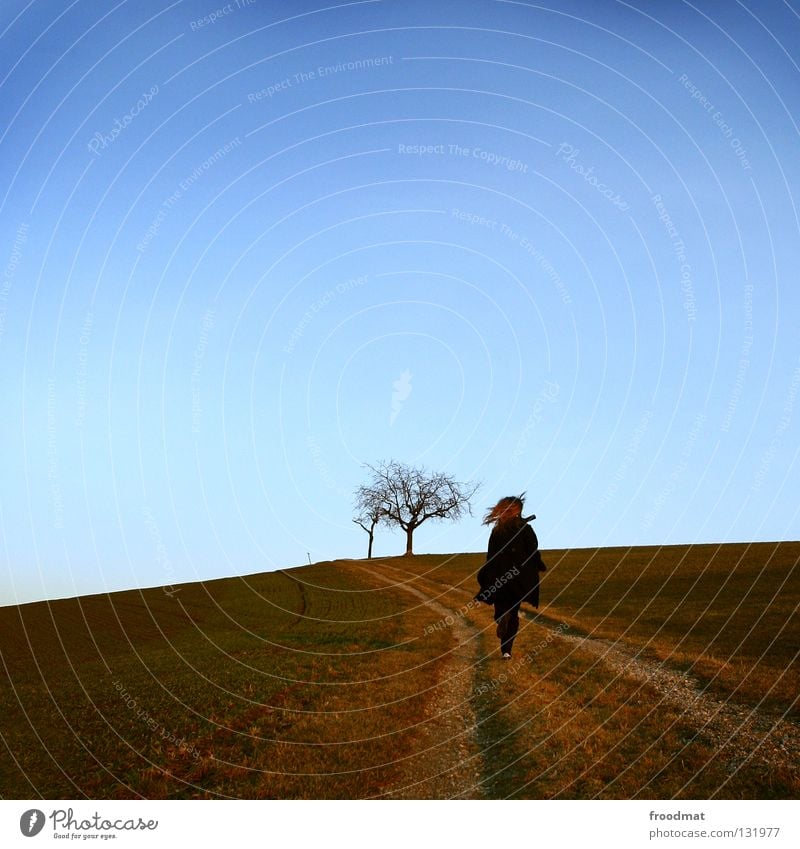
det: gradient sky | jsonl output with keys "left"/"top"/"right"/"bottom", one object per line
{"left": 1, "top": 0, "right": 799, "bottom": 605}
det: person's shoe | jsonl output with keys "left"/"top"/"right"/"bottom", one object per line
{"left": 502, "top": 652, "right": 512, "bottom": 659}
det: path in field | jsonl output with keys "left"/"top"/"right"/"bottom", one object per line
{"left": 382, "top": 562, "right": 800, "bottom": 786}
{"left": 546, "top": 620, "right": 800, "bottom": 781}
{"left": 348, "top": 563, "right": 486, "bottom": 799}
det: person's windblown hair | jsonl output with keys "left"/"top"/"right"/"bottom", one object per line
{"left": 483, "top": 494, "right": 526, "bottom": 526}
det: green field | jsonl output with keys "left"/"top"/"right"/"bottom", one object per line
{"left": 0, "top": 543, "right": 797, "bottom": 799}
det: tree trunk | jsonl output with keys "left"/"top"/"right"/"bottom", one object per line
{"left": 367, "top": 531, "right": 374, "bottom": 559}
{"left": 404, "top": 526, "right": 414, "bottom": 556}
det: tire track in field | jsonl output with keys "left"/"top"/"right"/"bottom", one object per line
{"left": 345, "top": 562, "right": 486, "bottom": 799}
{"left": 277, "top": 569, "right": 307, "bottom": 625}
{"left": 383, "top": 563, "right": 800, "bottom": 783}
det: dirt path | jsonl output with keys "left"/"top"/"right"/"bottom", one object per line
{"left": 548, "top": 624, "right": 800, "bottom": 780}
{"left": 381, "top": 563, "right": 800, "bottom": 784}
{"left": 347, "top": 562, "right": 486, "bottom": 799}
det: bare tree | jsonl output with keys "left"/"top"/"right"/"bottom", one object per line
{"left": 353, "top": 485, "right": 385, "bottom": 559}
{"left": 359, "top": 461, "right": 480, "bottom": 556}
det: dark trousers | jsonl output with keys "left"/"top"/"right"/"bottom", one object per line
{"left": 494, "top": 602, "right": 520, "bottom": 655}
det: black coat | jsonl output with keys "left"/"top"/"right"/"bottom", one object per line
{"left": 476, "top": 518, "right": 545, "bottom": 609}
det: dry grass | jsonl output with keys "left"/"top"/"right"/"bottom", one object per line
{"left": 390, "top": 543, "right": 800, "bottom": 715}
{"left": 460, "top": 615, "right": 797, "bottom": 799}
{"left": 375, "top": 555, "right": 799, "bottom": 799}
{"left": 1, "top": 542, "right": 797, "bottom": 798}
{"left": 0, "top": 563, "right": 454, "bottom": 798}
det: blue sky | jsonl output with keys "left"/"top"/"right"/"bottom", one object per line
{"left": 1, "top": 0, "right": 799, "bottom": 605}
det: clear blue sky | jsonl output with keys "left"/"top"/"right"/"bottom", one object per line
{"left": 1, "top": 0, "right": 798, "bottom": 605}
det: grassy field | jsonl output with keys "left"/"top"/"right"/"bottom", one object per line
{"left": 397, "top": 541, "right": 800, "bottom": 714}
{"left": 0, "top": 542, "right": 797, "bottom": 799}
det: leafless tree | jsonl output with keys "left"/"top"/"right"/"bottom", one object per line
{"left": 352, "top": 486, "right": 385, "bottom": 559}
{"left": 358, "top": 461, "right": 480, "bottom": 556}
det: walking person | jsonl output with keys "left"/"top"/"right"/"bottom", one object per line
{"left": 475, "top": 495, "right": 546, "bottom": 659}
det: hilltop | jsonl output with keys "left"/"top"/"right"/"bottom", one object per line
{"left": 0, "top": 542, "right": 797, "bottom": 799}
